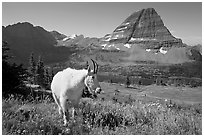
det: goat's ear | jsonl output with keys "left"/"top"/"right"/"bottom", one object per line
{"left": 87, "top": 65, "right": 93, "bottom": 74}
{"left": 86, "top": 61, "right": 89, "bottom": 69}
{"left": 87, "top": 65, "right": 91, "bottom": 72}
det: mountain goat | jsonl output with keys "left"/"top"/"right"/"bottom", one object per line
{"left": 51, "top": 59, "right": 102, "bottom": 125}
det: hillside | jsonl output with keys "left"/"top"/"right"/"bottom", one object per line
{"left": 2, "top": 22, "right": 75, "bottom": 66}
{"left": 50, "top": 30, "right": 67, "bottom": 40}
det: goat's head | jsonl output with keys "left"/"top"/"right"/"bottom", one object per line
{"left": 84, "top": 59, "right": 102, "bottom": 98}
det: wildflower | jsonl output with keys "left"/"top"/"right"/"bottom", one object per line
{"left": 155, "top": 103, "right": 160, "bottom": 106}
{"left": 17, "top": 129, "right": 21, "bottom": 134}
{"left": 65, "top": 128, "right": 70, "bottom": 133}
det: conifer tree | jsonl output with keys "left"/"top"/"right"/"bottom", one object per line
{"left": 28, "top": 52, "right": 36, "bottom": 84}
{"left": 35, "top": 56, "right": 45, "bottom": 86}
{"left": 50, "top": 67, "right": 54, "bottom": 82}
{"left": 44, "top": 67, "right": 50, "bottom": 89}
{"left": 2, "top": 41, "right": 27, "bottom": 98}
{"left": 2, "top": 41, "right": 10, "bottom": 62}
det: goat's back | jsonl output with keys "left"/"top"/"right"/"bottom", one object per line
{"left": 51, "top": 68, "right": 88, "bottom": 97}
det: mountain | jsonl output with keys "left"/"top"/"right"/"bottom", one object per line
{"left": 50, "top": 30, "right": 67, "bottom": 40}
{"left": 56, "top": 34, "right": 101, "bottom": 48}
{"left": 192, "top": 44, "right": 202, "bottom": 55}
{"left": 186, "top": 45, "right": 202, "bottom": 61}
{"left": 2, "top": 22, "right": 74, "bottom": 66}
{"left": 101, "top": 8, "right": 183, "bottom": 50}
{"left": 2, "top": 8, "right": 201, "bottom": 67}
{"left": 96, "top": 8, "right": 201, "bottom": 64}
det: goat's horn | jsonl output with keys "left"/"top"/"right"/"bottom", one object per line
{"left": 94, "top": 61, "right": 98, "bottom": 73}
{"left": 90, "top": 59, "right": 96, "bottom": 73}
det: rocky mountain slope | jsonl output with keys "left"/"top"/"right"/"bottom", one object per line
{"left": 50, "top": 30, "right": 67, "bottom": 40}
{"left": 96, "top": 8, "right": 200, "bottom": 64}
{"left": 55, "top": 34, "right": 100, "bottom": 48}
{"left": 100, "top": 8, "right": 183, "bottom": 51}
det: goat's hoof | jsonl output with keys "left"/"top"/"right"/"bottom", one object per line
{"left": 63, "top": 123, "right": 67, "bottom": 126}
{"left": 63, "top": 121, "right": 68, "bottom": 126}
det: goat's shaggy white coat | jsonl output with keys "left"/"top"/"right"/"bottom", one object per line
{"left": 51, "top": 68, "right": 88, "bottom": 104}
{"left": 51, "top": 60, "right": 101, "bottom": 126}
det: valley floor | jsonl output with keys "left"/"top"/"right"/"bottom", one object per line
{"left": 100, "top": 82, "right": 202, "bottom": 104}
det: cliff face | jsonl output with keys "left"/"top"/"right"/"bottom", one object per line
{"left": 102, "top": 8, "right": 183, "bottom": 49}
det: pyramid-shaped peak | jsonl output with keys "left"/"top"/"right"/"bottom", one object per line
{"left": 103, "top": 8, "right": 183, "bottom": 48}
{"left": 145, "top": 7, "right": 156, "bottom": 11}
{"left": 143, "top": 8, "right": 158, "bottom": 16}
{"left": 126, "top": 8, "right": 156, "bottom": 18}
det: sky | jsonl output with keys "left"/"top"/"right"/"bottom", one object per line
{"left": 2, "top": 2, "right": 202, "bottom": 45}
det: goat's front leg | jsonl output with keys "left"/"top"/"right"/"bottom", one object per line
{"left": 71, "top": 107, "right": 75, "bottom": 120}
{"left": 71, "top": 99, "right": 80, "bottom": 121}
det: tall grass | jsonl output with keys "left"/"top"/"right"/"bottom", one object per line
{"left": 2, "top": 95, "right": 202, "bottom": 135}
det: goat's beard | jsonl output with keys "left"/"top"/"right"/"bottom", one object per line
{"left": 82, "top": 86, "right": 97, "bottom": 99}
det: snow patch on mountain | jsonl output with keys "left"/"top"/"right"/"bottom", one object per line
{"left": 103, "top": 34, "right": 111, "bottom": 41}
{"left": 62, "top": 34, "right": 77, "bottom": 41}
{"left": 129, "top": 37, "right": 157, "bottom": 42}
{"left": 146, "top": 49, "right": 151, "bottom": 52}
{"left": 117, "top": 26, "right": 128, "bottom": 31}
{"left": 160, "top": 47, "right": 167, "bottom": 54}
{"left": 101, "top": 44, "right": 107, "bottom": 47}
{"left": 122, "top": 22, "right": 130, "bottom": 25}
{"left": 124, "top": 43, "right": 131, "bottom": 48}
{"left": 104, "top": 38, "right": 111, "bottom": 41}
{"left": 69, "top": 34, "right": 77, "bottom": 39}
{"left": 62, "top": 37, "right": 69, "bottom": 41}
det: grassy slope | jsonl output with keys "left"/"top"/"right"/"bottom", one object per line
{"left": 2, "top": 82, "right": 202, "bottom": 135}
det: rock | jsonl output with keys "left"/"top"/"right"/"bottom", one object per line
{"left": 102, "top": 8, "right": 183, "bottom": 49}
{"left": 50, "top": 30, "right": 67, "bottom": 40}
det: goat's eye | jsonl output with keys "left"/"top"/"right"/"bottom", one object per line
{"left": 92, "top": 76, "right": 95, "bottom": 79}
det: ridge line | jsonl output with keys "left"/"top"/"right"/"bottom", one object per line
{"left": 126, "top": 9, "right": 145, "bottom": 43}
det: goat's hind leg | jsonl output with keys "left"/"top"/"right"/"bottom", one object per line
{"left": 60, "top": 96, "right": 69, "bottom": 126}
{"left": 52, "top": 93, "right": 63, "bottom": 115}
